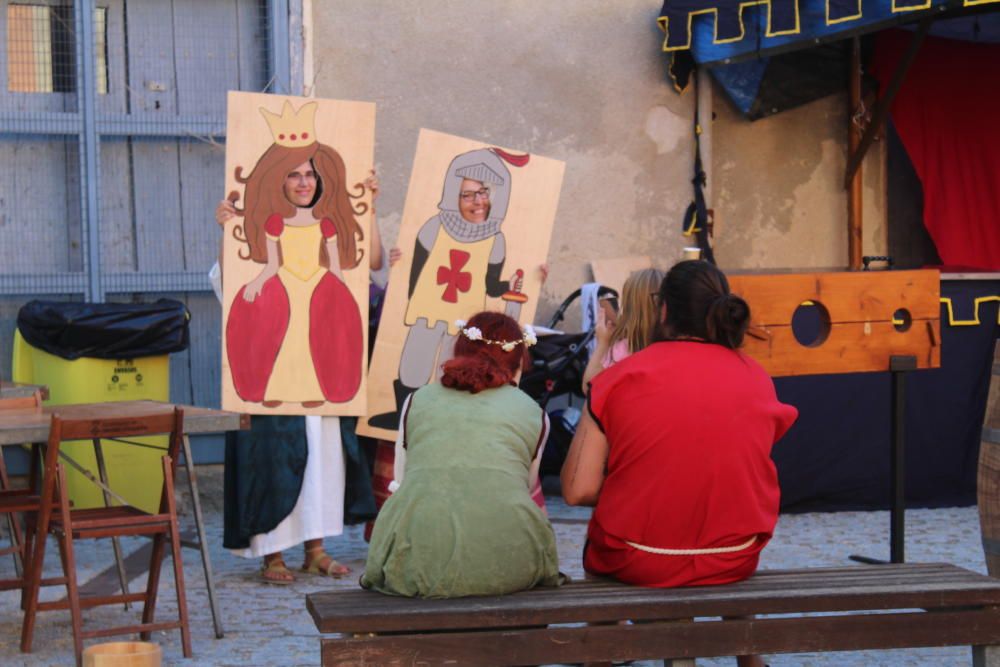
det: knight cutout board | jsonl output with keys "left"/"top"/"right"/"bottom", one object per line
{"left": 221, "top": 92, "right": 374, "bottom": 416}
{"left": 360, "top": 129, "right": 565, "bottom": 440}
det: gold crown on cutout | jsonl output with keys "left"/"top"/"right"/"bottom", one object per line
{"left": 259, "top": 100, "right": 318, "bottom": 148}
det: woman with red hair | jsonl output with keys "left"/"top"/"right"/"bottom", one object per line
{"left": 361, "top": 311, "right": 561, "bottom": 598}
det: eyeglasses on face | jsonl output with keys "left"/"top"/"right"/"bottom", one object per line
{"left": 459, "top": 188, "right": 491, "bottom": 202}
{"left": 286, "top": 170, "right": 317, "bottom": 183}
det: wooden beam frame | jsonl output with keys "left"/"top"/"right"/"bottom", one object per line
{"left": 843, "top": 18, "right": 932, "bottom": 191}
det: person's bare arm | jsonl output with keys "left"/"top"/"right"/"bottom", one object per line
{"left": 389, "top": 247, "right": 402, "bottom": 267}
{"left": 243, "top": 237, "right": 279, "bottom": 301}
{"left": 325, "top": 237, "right": 344, "bottom": 282}
{"left": 581, "top": 311, "right": 613, "bottom": 391}
{"left": 365, "top": 171, "right": 385, "bottom": 271}
{"left": 215, "top": 198, "right": 236, "bottom": 273}
{"left": 560, "top": 409, "right": 609, "bottom": 506}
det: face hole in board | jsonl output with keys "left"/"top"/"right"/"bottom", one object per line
{"left": 893, "top": 308, "right": 912, "bottom": 332}
{"left": 791, "top": 301, "right": 831, "bottom": 348}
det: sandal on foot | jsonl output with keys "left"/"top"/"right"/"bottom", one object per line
{"left": 302, "top": 549, "right": 351, "bottom": 577}
{"left": 260, "top": 559, "right": 296, "bottom": 585}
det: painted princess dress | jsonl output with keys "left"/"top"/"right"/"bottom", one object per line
{"left": 226, "top": 214, "right": 362, "bottom": 404}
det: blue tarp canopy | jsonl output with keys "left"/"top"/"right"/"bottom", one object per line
{"left": 658, "top": 0, "right": 1000, "bottom": 118}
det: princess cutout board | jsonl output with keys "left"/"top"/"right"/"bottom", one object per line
{"left": 221, "top": 92, "right": 375, "bottom": 416}
{"left": 360, "top": 129, "right": 565, "bottom": 440}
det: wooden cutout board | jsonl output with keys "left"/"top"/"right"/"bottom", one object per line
{"left": 590, "top": 256, "right": 654, "bottom": 295}
{"left": 221, "top": 92, "right": 375, "bottom": 416}
{"left": 728, "top": 269, "right": 941, "bottom": 377}
{"left": 359, "top": 129, "right": 565, "bottom": 440}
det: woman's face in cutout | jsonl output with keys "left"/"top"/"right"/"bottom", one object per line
{"left": 283, "top": 160, "right": 318, "bottom": 208}
{"left": 458, "top": 178, "right": 491, "bottom": 223}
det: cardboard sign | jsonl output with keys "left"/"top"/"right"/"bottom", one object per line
{"left": 360, "top": 129, "right": 565, "bottom": 440}
{"left": 221, "top": 92, "right": 374, "bottom": 416}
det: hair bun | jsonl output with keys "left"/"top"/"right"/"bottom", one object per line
{"left": 725, "top": 293, "right": 750, "bottom": 324}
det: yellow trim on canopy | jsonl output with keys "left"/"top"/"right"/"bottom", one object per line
{"left": 940, "top": 296, "right": 1000, "bottom": 326}
{"left": 658, "top": 0, "right": 801, "bottom": 52}
{"left": 827, "top": 0, "right": 862, "bottom": 24}
{"left": 893, "top": 0, "right": 932, "bottom": 12}
{"left": 657, "top": 0, "right": 999, "bottom": 51}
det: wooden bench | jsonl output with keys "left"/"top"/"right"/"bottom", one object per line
{"left": 307, "top": 563, "right": 1000, "bottom": 666}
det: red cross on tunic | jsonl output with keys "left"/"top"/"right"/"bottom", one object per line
{"left": 437, "top": 249, "right": 472, "bottom": 303}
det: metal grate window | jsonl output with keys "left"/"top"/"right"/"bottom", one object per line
{"left": 1, "top": 0, "right": 296, "bottom": 410}
{"left": 6, "top": 3, "right": 107, "bottom": 94}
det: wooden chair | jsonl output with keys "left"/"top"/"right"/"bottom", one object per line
{"left": 0, "top": 390, "right": 43, "bottom": 596}
{"left": 19, "top": 407, "right": 192, "bottom": 665}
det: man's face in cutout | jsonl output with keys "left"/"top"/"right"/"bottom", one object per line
{"left": 458, "top": 178, "right": 491, "bottom": 223}
{"left": 284, "top": 159, "right": 317, "bottom": 208}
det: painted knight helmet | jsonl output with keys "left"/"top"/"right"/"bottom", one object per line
{"left": 437, "top": 148, "right": 529, "bottom": 222}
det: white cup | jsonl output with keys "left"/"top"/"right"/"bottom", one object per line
{"left": 682, "top": 247, "right": 701, "bottom": 261}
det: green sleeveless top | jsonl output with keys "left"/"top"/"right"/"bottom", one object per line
{"left": 361, "top": 383, "right": 561, "bottom": 598}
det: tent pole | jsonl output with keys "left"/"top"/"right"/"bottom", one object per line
{"left": 844, "top": 18, "right": 931, "bottom": 192}
{"left": 848, "top": 37, "right": 863, "bottom": 271}
{"left": 697, "top": 68, "right": 713, "bottom": 218}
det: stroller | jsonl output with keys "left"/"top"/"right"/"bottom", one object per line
{"left": 519, "top": 284, "right": 618, "bottom": 477}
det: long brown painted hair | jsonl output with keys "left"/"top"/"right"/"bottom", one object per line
{"left": 231, "top": 142, "right": 366, "bottom": 270}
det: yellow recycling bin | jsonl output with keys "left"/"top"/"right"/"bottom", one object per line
{"left": 12, "top": 299, "right": 188, "bottom": 515}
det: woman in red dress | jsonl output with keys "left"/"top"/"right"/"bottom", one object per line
{"left": 561, "top": 260, "right": 797, "bottom": 667}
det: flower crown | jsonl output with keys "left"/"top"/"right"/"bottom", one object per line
{"left": 455, "top": 320, "right": 538, "bottom": 352}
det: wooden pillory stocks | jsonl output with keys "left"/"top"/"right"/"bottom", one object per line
{"left": 728, "top": 268, "right": 941, "bottom": 564}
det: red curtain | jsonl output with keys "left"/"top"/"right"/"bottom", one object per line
{"left": 872, "top": 31, "right": 1000, "bottom": 270}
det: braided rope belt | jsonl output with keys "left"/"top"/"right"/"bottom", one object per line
{"left": 624, "top": 535, "right": 757, "bottom": 556}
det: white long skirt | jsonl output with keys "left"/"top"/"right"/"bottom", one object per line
{"left": 232, "top": 415, "right": 346, "bottom": 558}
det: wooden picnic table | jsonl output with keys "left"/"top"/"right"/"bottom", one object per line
{"left": 0, "top": 399, "right": 248, "bottom": 639}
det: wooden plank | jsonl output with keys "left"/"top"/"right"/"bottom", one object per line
{"left": 186, "top": 294, "right": 222, "bottom": 408}
{"left": 97, "top": 0, "right": 128, "bottom": 116}
{"left": 168, "top": 296, "right": 194, "bottom": 405}
{"left": 123, "top": 0, "right": 184, "bottom": 273}
{"left": 236, "top": 0, "right": 267, "bottom": 91}
{"left": 1, "top": 137, "right": 73, "bottom": 273}
{"left": 0, "top": 382, "right": 48, "bottom": 400}
{"left": 727, "top": 269, "right": 941, "bottom": 325}
{"left": 308, "top": 564, "right": 1000, "bottom": 634}
{"left": 726, "top": 269, "right": 941, "bottom": 376}
{"left": 0, "top": 401, "right": 247, "bottom": 445}
{"left": 0, "top": 298, "right": 27, "bottom": 382}
{"left": 321, "top": 609, "right": 1000, "bottom": 666}
{"left": 178, "top": 139, "right": 225, "bottom": 271}
{"left": 64, "top": 138, "right": 83, "bottom": 272}
{"left": 124, "top": 0, "right": 177, "bottom": 115}
{"left": 741, "top": 319, "right": 941, "bottom": 376}
{"left": 172, "top": 0, "right": 239, "bottom": 115}
{"left": 98, "top": 139, "right": 136, "bottom": 272}
{"left": 131, "top": 138, "right": 185, "bottom": 272}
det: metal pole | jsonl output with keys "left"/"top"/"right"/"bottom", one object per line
{"left": 74, "top": 0, "right": 103, "bottom": 302}
{"left": 269, "top": 0, "right": 291, "bottom": 95}
{"left": 847, "top": 37, "right": 863, "bottom": 271}
{"left": 94, "top": 440, "right": 131, "bottom": 609}
{"left": 889, "top": 355, "right": 916, "bottom": 564}
{"left": 696, "top": 68, "right": 712, "bottom": 211}
{"left": 181, "top": 435, "right": 224, "bottom": 638}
